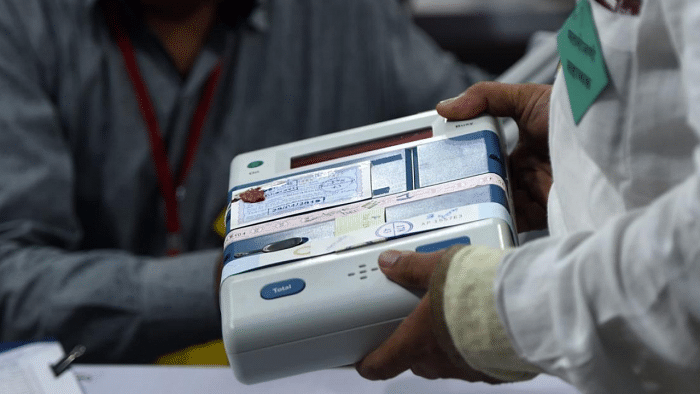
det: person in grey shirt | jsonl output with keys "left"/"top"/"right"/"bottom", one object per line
{"left": 0, "top": 0, "right": 488, "bottom": 363}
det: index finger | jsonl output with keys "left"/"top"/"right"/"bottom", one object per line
{"left": 378, "top": 250, "right": 446, "bottom": 290}
{"left": 436, "top": 82, "right": 550, "bottom": 122}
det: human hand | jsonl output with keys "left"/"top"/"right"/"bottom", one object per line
{"left": 355, "top": 249, "right": 502, "bottom": 383}
{"left": 437, "top": 82, "right": 553, "bottom": 232}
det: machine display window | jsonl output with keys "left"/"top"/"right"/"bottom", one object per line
{"left": 291, "top": 128, "right": 433, "bottom": 168}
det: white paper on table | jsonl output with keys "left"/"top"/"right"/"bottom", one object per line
{"left": 0, "top": 342, "right": 84, "bottom": 394}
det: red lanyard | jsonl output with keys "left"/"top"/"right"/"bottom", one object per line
{"left": 105, "top": 3, "right": 223, "bottom": 255}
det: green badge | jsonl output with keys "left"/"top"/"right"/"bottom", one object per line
{"left": 557, "top": 0, "right": 609, "bottom": 124}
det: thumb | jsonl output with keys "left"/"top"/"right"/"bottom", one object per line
{"left": 436, "top": 81, "right": 550, "bottom": 122}
{"left": 377, "top": 249, "right": 447, "bottom": 290}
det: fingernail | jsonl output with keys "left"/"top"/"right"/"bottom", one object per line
{"left": 438, "top": 96, "right": 458, "bottom": 106}
{"left": 378, "top": 250, "right": 402, "bottom": 268}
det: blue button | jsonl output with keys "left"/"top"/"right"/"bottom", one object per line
{"left": 260, "top": 279, "right": 306, "bottom": 300}
{"left": 415, "top": 236, "right": 471, "bottom": 253}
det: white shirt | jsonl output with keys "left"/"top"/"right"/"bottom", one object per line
{"left": 496, "top": 1, "right": 700, "bottom": 392}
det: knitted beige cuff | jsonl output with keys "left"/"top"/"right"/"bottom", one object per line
{"left": 432, "top": 245, "right": 540, "bottom": 382}
{"left": 429, "top": 246, "right": 476, "bottom": 371}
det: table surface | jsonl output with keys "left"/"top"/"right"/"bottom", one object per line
{"left": 74, "top": 365, "right": 582, "bottom": 394}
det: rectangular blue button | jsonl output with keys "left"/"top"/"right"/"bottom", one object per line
{"left": 415, "top": 236, "right": 471, "bottom": 254}
{"left": 260, "top": 278, "right": 306, "bottom": 300}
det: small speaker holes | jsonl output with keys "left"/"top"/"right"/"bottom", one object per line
{"left": 347, "top": 265, "right": 380, "bottom": 280}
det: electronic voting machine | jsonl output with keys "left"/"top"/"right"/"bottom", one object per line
{"left": 220, "top": 111, "right": 517, "bottom": 384}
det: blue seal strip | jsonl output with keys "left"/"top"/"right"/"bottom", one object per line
{"left": 448, "top": 130, "right": 505, "bottom": 180}
{"left": 489, "top": 183, "right": 509, "bottom": 212}
{"left": 373, "top": 187, "right": 391, "bottom": 196}
{"left": 371, "top": 154, "right": 403, "bottom": 166}
{"left": 223, "top": 243, "right": 236, "bottom": 266}
{"left": 410, "top": 147, "right": 420, "bottom": 190}
{"left": 405, "top": 148, "right": 415, "bottom": 191}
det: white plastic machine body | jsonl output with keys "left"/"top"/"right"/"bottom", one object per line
{"left": 220, "top": 111, "right": 516, "bottom": 384}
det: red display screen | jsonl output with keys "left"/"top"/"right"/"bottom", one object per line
{"left": 291, "top": 128, "right": 433, "bottom": 169}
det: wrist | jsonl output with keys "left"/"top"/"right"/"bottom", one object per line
{"left": 432, "top": 245, "right": 541, "bottom": 382}
{"left": 429, "top": 245, "right": 469, "bottom": 366}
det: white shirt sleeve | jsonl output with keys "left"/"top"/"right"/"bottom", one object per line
{"left": 494, "top": 1, "right": 700, "bottom": 392}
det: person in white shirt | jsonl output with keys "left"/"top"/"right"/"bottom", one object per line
{"left": 357, "top": 1, "right": 700, "bottom": 393}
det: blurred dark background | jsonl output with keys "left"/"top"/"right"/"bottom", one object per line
{"left": 405, "top": 0, "right": 574, "bottom": 75}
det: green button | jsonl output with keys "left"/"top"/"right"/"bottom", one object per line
{"left": 247, "top": 161, "right": 264, "bottom": 169}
